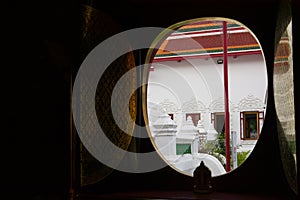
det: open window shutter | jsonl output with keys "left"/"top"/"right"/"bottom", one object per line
{"left": 211, "top": 112, "right": 215, "bottom": 126}
{"left": 240, "top": 112, "right": 244, "bottom": 139}
{"left": 258, "top": 111, "right": 264, "bottom": 136}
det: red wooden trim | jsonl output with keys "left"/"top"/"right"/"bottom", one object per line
{"left": 170, "top": 27, "right": 245, "bottom": 38}
{"left": 164, "top": 32, "right": 258, "bottom": 52}
{"left": 151, "top": 50, "right": 262, "bottom": 63}
{"left": 171, "top": 28, "right": 222, "bottom": 37}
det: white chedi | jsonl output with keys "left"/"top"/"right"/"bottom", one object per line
{"left": 151, "top": 112, "right": 177, "bottom": 136}
{"left": 151, "top": 112, "right": 177, "bottom": 156}
{"left": 207, "top": 123, "right": 218, "bottom": 141}
{"left": 177, "top": 116, "right": 199, "bottom": 154}
{"left": 202, "top": 123, "right": 219, "bottom": 153}
{"left": 197, "top": 120, "right": 207, "bottom": 152}
{"left": 177, "top": 116, "right": 199, "bottom": 137}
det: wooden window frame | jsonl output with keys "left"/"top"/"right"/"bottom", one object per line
{"left": 240, "top": 111, "right": 264, "bottom": 140}
{"left": 211, "top": 112, "right": 225, "bottom": 134}
{"left": 186, "top": 113, "right": 201, "bottom": 126}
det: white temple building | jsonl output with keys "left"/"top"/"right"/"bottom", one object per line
{"left": 147, "top": 20, "right": 268, "bottom": 175}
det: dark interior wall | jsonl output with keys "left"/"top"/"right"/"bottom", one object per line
{"left": 77, "top": 0, "right": 298, "bottom": 197}
{"left": 2, "top": 0, "right": 78, "bottom": 198}
{"left": 292, "top": 0, "right": 300, "bottom": 195}
{"left": 2, "top": 0, "right": 298, "bottom": 199}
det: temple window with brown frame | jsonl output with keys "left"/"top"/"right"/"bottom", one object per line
{"left": 240, "top": 111, "right": 264, "bottom": 140}
{"left": 186, "top": 113, "right": 201, "bottom": 126}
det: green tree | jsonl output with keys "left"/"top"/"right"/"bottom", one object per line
{"left": 237, "top": 150, "right": 251, "bottom": 166}
{"left": 212, "top": 130, "right": 226, "bottom": 156}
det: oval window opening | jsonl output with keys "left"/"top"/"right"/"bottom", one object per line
{"left": 144, "top": 18, "right": 268, "bottom": 177}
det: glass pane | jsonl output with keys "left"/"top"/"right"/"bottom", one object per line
{"left": 176, "top": 144, "right": 192, "bottom": 155}
{"left": 244, "top": 113, "right": 258, "bottom": 139}
{"left": 216, "top": 114, "right": 225, "bottom": 134}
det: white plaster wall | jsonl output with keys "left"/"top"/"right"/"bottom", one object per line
{"left": 148, "top": 57, "right": 224, "bottom": 107}
{"left": 148, "top": 54, "right": 267, "bottom": 146}
{"left": 154, "top": 135, "right": 177, "bottom": 156}
{"left": 148, "top": 55, "right": 267, "bottom": 108}
{"left": 228, "top": 54, "right": 268, "bottom": 103}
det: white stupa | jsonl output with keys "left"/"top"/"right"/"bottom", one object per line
{"left": 207, "top": 123, "right": 218, "bottom": 141}
{"left": 197, "top": 120, "right": 208, "bottom": 152}
{"left": 177, "top": 116, "right": 199, "bottom": 154}
{"left": 152, "top": 112, "right": 177, "bottom": 156}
